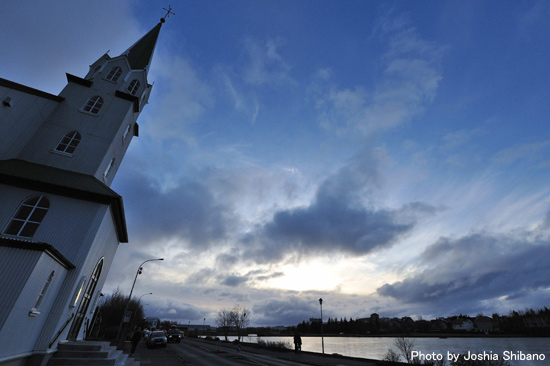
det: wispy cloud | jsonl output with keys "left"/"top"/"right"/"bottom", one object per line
{"left": 310, "top": 15, "right": 445, "bottom": 136}
{"left": 243, "top": 38, "right": 296, "bottom": 87}
{"left": 145, "top": 55, "right": 215, "bottom": 144}
{"left": 441, "top": 128, "right": 486, "bottom": 151}
{"left": 491, "top": 140, "right": 550, "bottom": 166}
{"left": 223, "top": 73, "right": 260, "bottom": 124}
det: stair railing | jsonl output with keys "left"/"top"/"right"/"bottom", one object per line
{"left": 49, "top": 313, "right": 75, "bottom": 348}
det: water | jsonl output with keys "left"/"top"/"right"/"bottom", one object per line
{"left": 222, "top": 335, "right": 549, "bottom": 366}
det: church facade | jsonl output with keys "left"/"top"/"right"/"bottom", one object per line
{"left": 0, "top": 20, "right": 163, "bottom": 366}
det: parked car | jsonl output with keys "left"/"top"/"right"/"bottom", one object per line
{"left": 167, "top": 329, "right": 182, "bottom": 343}
{"left": 146, "top": 331, "right": 167, "bottom": 348}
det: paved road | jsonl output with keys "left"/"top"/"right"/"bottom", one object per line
{"left": 131, "top": 337, "right": 382, "bottom": 366}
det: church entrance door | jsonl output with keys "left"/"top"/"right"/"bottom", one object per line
{"left": 67, "top": 258, "right": 103, "bottom": 341}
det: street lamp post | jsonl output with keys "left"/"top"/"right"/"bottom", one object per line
{"left": 319, "top": 298, "right": 324, "bottom": 355}
{"left": 136, "top": 293, "right": 151, "bottom": 327}
{"left": 116, "top": 258, "right": 163, "bottom": 346}
{"left": 138, "top": 292, "right": 152, "bottom": 302}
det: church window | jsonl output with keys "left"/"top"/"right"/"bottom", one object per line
{"left": 106, "top": 66, "right": 122, "bottom": 82}
{"left": 103, "top": 158, "right": 115, "bottom": 181}
{"left": 122, "top": 124, "right": 132, "bottom": 143}
{"left": 32, "top": 271, "right": 55, "bottom": 313}
{"left": 4, "top": 195, "right": 50, "bottom": 238}
{"left": 82, "top": 96, "right": 104, "bottom": 114}
{"left": 70, "top": 276, "right": 87, "bottom": 308}
{"left": 127, "top": 79, "right": 140, "bottom": 95}
{"left": 55, "top": 131, "right": 81, "bottom": 155}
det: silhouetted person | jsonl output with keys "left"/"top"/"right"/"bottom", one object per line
{"left": 130, "top": 327, "right": 142, "bottom": 355}
{"left": 293, "top": 333, "right": 302, "bottom": 353}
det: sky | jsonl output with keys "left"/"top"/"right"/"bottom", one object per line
{"left": 2, "top": 0, "right": 550, "bottom": 327}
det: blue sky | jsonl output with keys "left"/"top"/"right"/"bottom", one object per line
{"left": 2, "top": 0, "right": 550, "bottom": 326}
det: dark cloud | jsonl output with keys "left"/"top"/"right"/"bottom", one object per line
{"left": 216, "top": 269, "right": 285, "bottom": 287}
{"left": 215, "top": 253, "right": 239, "bottom": 269}
{"left": 241, "top": 150, "right": 434, "bottom": 263}
{"left": 377, "top": 230, "right": 550, "bottom": 315}
{"left": 261, "top": 200, "right": 414, "bottom": 256}
{"left": 153, "top": 300, "right": 208, "bottom": 322}
{"left": 220, "top": 274, "right": 249, "bottom": 287}
{"left": 185, "top": 268, "right": 216, "bottom": 285}
{"left": 116, "top": 169, "right": 231, "bottom": 249}
{"left": 253, "top": 296, "right": 320, "bottom": 326}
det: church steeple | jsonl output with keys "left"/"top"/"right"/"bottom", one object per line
{"left": 122, "top": 22, "right": 162, "bottom": 74}
{"left": 9, "top": 19, "right": 166, "bottom": 186}
{"left": 121, "top": 6, "right": 173, "bottom": 75}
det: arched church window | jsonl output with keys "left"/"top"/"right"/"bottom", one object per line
{"left": 55, "top": 131, "right": 81, "bottom": 155}
{"left": 82, "top": 96, "right": 104, "bottom": 114}
{"left": 3, "top": 195, "right": 50, "bottom": 238}
{"left": 67, "top": 258, "right": 103, "bottom": 340}
{"left": 106, "top": 67, "right": 122, "bottom": 82}
{"left": 127, "top": 79, "right": 140, "bottom": 95}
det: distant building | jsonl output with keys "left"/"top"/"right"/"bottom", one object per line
{"left": 452, "top": 318, "right": 474, "bottom": 331}
{"left": 0, "top": 18, "right": 164, "bottom": 366}
{"left": 475, "top": 316, "right": 495, "bottom": 332}
{"left": 401, "top": 316, "right": 415, "bottom": 330}
{"left": 430, "top": 318, "right": 449, "bottom": 331}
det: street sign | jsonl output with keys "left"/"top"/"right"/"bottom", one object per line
{"left": 123, "top": 311, "right": 132, "bottom": 323}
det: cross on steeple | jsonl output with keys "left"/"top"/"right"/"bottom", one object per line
{"left": 161, "top": 5, "right": 175, "bottom": 23}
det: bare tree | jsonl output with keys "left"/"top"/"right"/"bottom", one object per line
{"left": 383, "top": 349, "right": 401, "bottom": 363}
{"left": 394, "top": 336, "right": 416, "bottom": 363}
{"left": 232, "top": 304, "right": 250, "bottom": 342}
{"left": 215, "top": 308, "right": 233, "bottom": 341}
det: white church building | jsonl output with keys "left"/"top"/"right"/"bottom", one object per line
{"left": 0, "top": 17, "right": 164, "bottom": 366}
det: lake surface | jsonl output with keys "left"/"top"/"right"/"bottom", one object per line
{"left": 224, "top": 335, "right": 549, "bottom": 366}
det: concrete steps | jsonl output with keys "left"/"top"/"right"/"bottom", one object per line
{"left": 47, "top": 341, "right": 139, "bottom": 366}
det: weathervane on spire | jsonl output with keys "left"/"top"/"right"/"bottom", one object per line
{"left": 161, "top": 5, "right": 175, "bottom": 23}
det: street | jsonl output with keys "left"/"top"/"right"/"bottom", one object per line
{"left": 131, "top": 337, "right": 379, "bottom": 366}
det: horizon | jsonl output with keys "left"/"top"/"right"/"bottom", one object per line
{"left": 2, "top": 1, "right": 550, "bottom": 327}
{"left": 142, "top": 302, "right": 545, "bottom": 328}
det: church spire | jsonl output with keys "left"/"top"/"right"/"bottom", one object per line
{"left": 121, "top": 7, "right": 173, "bottom": 74}
{"left": 122, "top": 21, "right": 162, "bottom": 74}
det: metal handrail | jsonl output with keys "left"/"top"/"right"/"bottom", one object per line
{"left": 49, "top": 313, "right": 75, "bottom": 348}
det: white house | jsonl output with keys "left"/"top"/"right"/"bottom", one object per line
{"left": 452, "top": 318, "right": 474, "bottom": 331}
{"left": 0, "top": 18, "right": 164, "bottom": 366}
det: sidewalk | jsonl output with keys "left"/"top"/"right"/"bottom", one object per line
{"left": 189, "top": 337, "right": 399, "bottom": 366}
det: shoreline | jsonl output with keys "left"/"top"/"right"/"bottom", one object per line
{"left": 191, "top": 337, "right": 397, "bottom": 365}
{"left": 240, "top": 332, "right": 550, "bottom": 338}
